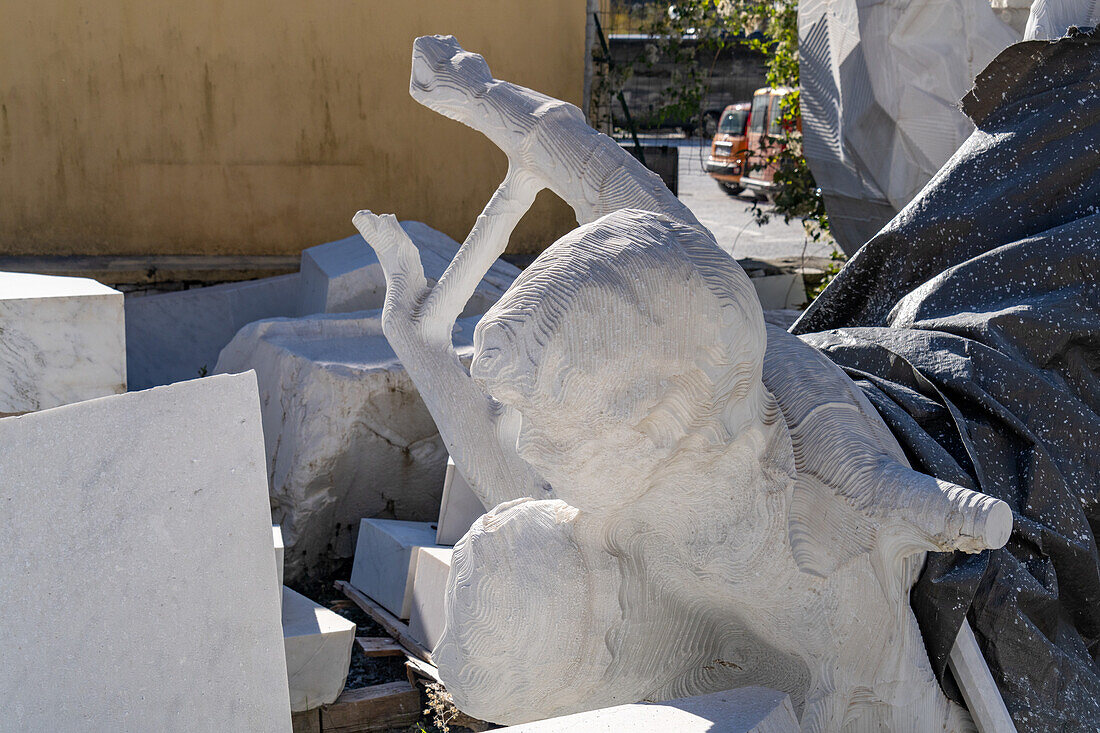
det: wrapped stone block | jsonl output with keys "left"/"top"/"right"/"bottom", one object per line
{"left": 496, "top": 688, "right": 799, "bottom": 732}
{"left": 435, "top": 457, "right": 486, "bottom": 545}
{"left": 0, "top": 373, "right": 291, "bottom": 732}
{"left": 350, "top": 518, "right": 444, "bottom": 619}
{"left": 0, "top": 271, "right": 125, "bottom": 414}
{"left": 407, "top": 546, "right": 454, "bottom": 651}
{"left": 216, "top": 312, "right": 482, "bottom": 583}
{"left": 282, "top": 587, "right": 356, "bottom": 712}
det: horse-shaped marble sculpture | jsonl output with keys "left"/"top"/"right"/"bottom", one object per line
{"left": 352, "top": 35, "right": 1012, "bottom": 731}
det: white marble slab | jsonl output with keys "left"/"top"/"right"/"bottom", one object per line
{"left": 0, "top": 372, "right": 291, "bottom": 732}
{"left": 298, "top": 235, "right": 386, "bottom": 315}
{"left": 124, "top": 273, "right": 301, "bottom": 390}
{"left": 282, "top": 587, "right": 356, "bottom": 712}
{"left": 298, "top": 221, "right": 519, "bottom": 317}
{"left": 407, "top": 546, "right": 454, "bottom": 651}
{"left": 350, "top": 518, "right": 444, "bottom": 619}
{"left": 0, "top": 271, "right": 125, "bottom": 413}
{"left": 497, "top": 688, "right": 799, "bottom": 732}
{"left": 435, "top": 457, "right": 486, "bottom": 545}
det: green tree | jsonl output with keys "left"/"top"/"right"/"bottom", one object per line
{"left": 602, "top": 0, "right": 831, "bottom": 242}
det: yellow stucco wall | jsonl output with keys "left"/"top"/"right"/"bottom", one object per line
{"left": 0, "top": 1, "right": 586, "bottom": 257}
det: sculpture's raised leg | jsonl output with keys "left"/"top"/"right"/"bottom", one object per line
{"left": 353, "top": 186, "right": 545, "bottom": 510}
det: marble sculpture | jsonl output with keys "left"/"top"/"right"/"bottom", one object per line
{"left": 352, "top": 36, "right": 1014, "bottom": 730}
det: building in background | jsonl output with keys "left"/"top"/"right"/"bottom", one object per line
{"left": 0, "top": 1, "right": 587, "bottom": 286}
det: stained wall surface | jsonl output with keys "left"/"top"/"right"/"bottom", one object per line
{"left": 0, "top": 1, "right": 585, "bottom": 257}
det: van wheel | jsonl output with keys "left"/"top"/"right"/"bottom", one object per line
{"left": 718, "top": 181, "right": 743, "bottom": 196}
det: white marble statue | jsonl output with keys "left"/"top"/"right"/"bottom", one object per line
{"left": 352, "top": 36, "right": 1013, "bottom": 731}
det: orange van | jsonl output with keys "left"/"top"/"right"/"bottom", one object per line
{"left": 704, "top": 103, "right": 751, "bottom": 194}
{"left": 740, "top": 86, "right": 798, "bottom": 198}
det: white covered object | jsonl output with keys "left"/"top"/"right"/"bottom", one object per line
{"left": 216, "top": 312, "right": 481, "bottom": 582}
{"left": 436, "top": 457, "right": 487, "bottom": 545}
{"left": 407, "top": 546, "right": 454, "bottom": 650}
{"left": 282, "top": 587, "right": 356, "bottom": 712}
{"left": 0, "top": 271, "right": 125, "bottom": 413}
{"left": 497, "top": 688, "right": 799, "bottom": 732}
{"left": 1024, "top": 0, "right": 1100, "bottom": 38}
{"left": 798, "top": 0, "right": 1019, "bottom": 252}
{"left": 298, "top": 221, "right": 519, "bottom": 316}
{"left": 124, "top": 273, "right": 301, "bottom": 390}
{"left": 0, "top": 373, "right": 291, "bottom": 732}
{"left": 350, "top": 518, "right": 443, "bottom": 619}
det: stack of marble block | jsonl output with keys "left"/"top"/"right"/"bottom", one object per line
{"left": 0, "top": 274, "right": 356, "bottom": 725}
{"left": 124, "top": 223, "right": 522, "bottom": 585}
{"left": 349, "top": 457, "right": 483, "bottom": 651}
{"left": 276, "top": 524, "right": 357, "bottom": 713}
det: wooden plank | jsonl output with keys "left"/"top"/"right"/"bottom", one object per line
{"left": 320, "top": 681, "right": 420, "bottom": 733}
{"left": 355, "top": 636, "right": 405, "bottom": 658}
{"left": 290, "top": 708, "right": 321, "bottom": 733}
{"left": 407, "top": 674, "right": 492, "bottom": 733}
{"left": 404, "top": 656, "right": 442, "bottom": 685}
{"left": 335, "top": 580, "right": 433, "bottom": 664}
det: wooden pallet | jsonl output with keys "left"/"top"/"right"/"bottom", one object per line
{"left": 291, "top": 680, "right": 420, "bottom": 733}
{"left": 323, "top": 580, "right": 492, "bottom": 733}
{"left": 334, "top": 580, "right": 433, "bottom": 664}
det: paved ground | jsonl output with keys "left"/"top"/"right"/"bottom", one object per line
{"left": 672, "top": 139, "right": 836, "bottom": 262}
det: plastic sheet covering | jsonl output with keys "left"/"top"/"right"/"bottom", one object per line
{"left": 798, "top": 0, "right": 1019, "bottom": 255}
{"left": 792, "top": 32, "right": 1100, "bottom": 729}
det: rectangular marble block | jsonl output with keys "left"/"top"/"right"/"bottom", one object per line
{"left": 436, "top": 457, "right": 487, "bottom": 545}
{"left": 407, "top": 547, "right": 454, "bottom": 651}
{"left": 0, "top": 271, "right": 125, "bottom": 413}
{"left": 497, "top": 688, "right": 799, "bottom": 732}
{"left": 283, "top": 587, "right": 356, "bottom": 712}
{"left": 298, "top": 222, "right": 520, "bottom": 318}
{"left": 0, "top": 373, "right": 291, "bottom": 732}
{"left": 275, "top": 525, "right": 286, "bottom": 609}
{"left": 124, "top": 272, "right": 301, "bottom": 390}
{"left": 298, "top": 235, "right": 386, "bottom": 316}
{"left": 750, "top": 274, "right": 807, "bottom": 311}
{"left": 350, "top": 519, "right": 443, "bottom": 619}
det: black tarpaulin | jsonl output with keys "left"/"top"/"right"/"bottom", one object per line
{"left": 792, "top": 31, "right": 1100, "bottom": 730}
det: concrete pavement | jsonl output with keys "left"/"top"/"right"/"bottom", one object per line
{"left": 673, "top": 139, "right": 837, "bottom": 262}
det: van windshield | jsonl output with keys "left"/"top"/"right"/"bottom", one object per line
{"left": 749, "top": 94, "right": 769, "bottom": 135}
{"left": 769, "top": 94, "right": 786, "bottom": 135}
{"left": 719, "top": 109, "right": 748, "bottom": 134}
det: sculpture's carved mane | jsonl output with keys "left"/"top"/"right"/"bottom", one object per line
{"left": 482, "top": 209, "right": 776, "bottom": 451}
